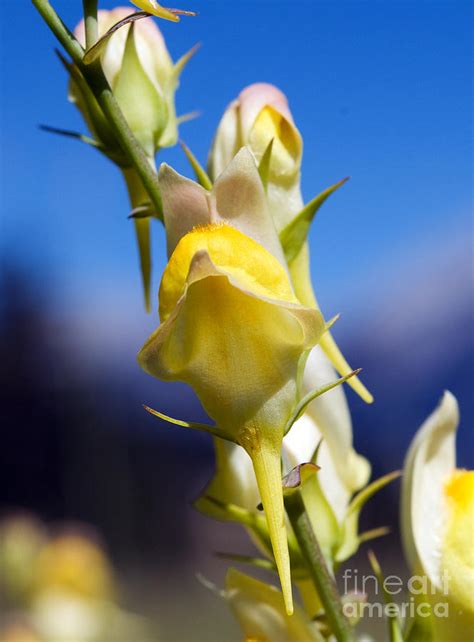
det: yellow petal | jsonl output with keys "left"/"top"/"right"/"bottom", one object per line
{"left": 159, "top": 224, "right": 297, "bottom": 320}
{"left": 441, "top": 470, "right": 474, "bottom": 614}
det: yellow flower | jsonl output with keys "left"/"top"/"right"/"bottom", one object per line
{"left": 33, "top": 533, "right": 114, "bottom": 601}
{"left": 139, "top": 149, "right": 326, "bottom": 613}
{"left": 401, "top": 391, "right": 474, "bottom": 641}
{"left": 208, "top": 84, "right": 372, "bottom": 403}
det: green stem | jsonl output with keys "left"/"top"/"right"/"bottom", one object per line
{"left": 83, "top": 0, "right": 99, "bottom": 49}
{"left": 31, "top": 0, "right": 163, "bottom": 218}
{"left": 284, "top": 491, "right": 354, "bottom": 642}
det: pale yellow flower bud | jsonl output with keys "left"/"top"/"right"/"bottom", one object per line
{"left": 72, "top": 8, "right": 188, "bottom": 157}
{"left": 208, "top": 83, "right": 303, "bottom": 233}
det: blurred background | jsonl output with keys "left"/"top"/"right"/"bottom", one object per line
{"left": 1, "top": 0, "right": 472, "bottom": 639}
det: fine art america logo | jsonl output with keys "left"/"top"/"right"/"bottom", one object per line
{"left": 342, "top": 569, "right": 450, "bottom": 619}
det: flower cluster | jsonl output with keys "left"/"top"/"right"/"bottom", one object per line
{"left": 32, "top": 2, "right": 473, "bottom": 641}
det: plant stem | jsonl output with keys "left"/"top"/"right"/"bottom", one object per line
{"left": 284, "top": 491, "right": 354, "bottom": 642}
{"left": 83, "top": 0, "right": 99, "bottom": 49}
{"left": 31, "top": 0, "right": 163, "bottom": 217}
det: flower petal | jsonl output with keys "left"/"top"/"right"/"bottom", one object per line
{"left": 401, "top": 391, "right": 459, "bottom": 587}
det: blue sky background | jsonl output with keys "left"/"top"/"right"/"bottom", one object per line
{"left": 1, "top": 1, "right": 472, "bottom": 460}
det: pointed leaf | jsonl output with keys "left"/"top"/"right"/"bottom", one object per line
{"left": 39, "top": 124, "right": 102, "bottom": 149}
{"left": 180, "top": 140, "right": 213, "bottom": 190}
{"left": 336, "top": 471, "right": 401, "bottom": 562}
{"left": 285, "top": 369, "right": 361, "bottom": 434}
{"left": 143, "top": 405, "right": 238, "bottom": 443}
{"left": 215, "top": 552, "right": 277, "bottom": 573}
{"left": 174, "top": 42, "right": 201, "bottom": 78}
{"left": 133, "top": 218, "right": 152, "bottom": 312}
{"left": 368, "top": 550, "right": 404, "bottom": 642}
{"left": 319, "top": 330, "right": 374, "bottom": 403}
{"left": 82, "top": 11, "right": 151, "bottom": 65}
{"left": 280, "top": 177, "right": 350, "bottom": 263}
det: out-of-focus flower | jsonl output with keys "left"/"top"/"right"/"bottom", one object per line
{"left": 33, "top": 533, "right": 114, "bottom": 601}
{"left": 401, "top": 391, "right": 474, "bottom": 642}
{"left": 0, "top": 516, "right": 47, "bottom": 604}
{"left": 139, "top": 148, "right": 328, "bottom": 614}
{"left": 208, "top": 83, "right": 372, "bottom": 403}
{"left": 0, "top": 623, "right": 42, "bottom": 642}
{"left": 224, "top": 568, "right": 324, "bottom": 641}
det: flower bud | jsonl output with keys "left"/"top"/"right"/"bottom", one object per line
{"left": 72, "top": 8, "right": 189, "bottom": 158}
{"left": 401, "top": 391, "right": 474, "bottom": 641}
{"left": 208, "top": 83, "right": 303, "bottom": 233}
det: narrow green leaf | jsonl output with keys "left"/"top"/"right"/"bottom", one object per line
{"left": 180, "top": 140, "right": 212, "bottom": 190}
{"left": 215, "top": 552, "right": 277, "bottom": 573}
{"left": 280, "top": 177, "right": 350, "bottom": 264}
{"left": 174, "top": 43, "right": 201, "bottom": 79}
{"left": 285, "top": 369, "right": 361, "bottom": 434}
{"left": 368, "top": 550, "right": 404, "bottom": 642}
{"left": 83, "top": 11, "right": 151, "bottom": 65}
{"left": 39, "top": 124, "right": 102, "bottom": 149}
{"left": 336, "top": 471, "right": 401, "bottom": 562}
{"left": 143, "top": 405, "right": 237, "bottom": 444}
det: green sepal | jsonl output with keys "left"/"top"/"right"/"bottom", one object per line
{"left": 114, "top": 23, "right": 167, "bottom": 159}
{"left": 368, "top": 550, "right": 404, "bottom": 642}
{"left": 280, "top": 177, "right": 350, "bottom": 264}
{"left": 180, "top": 140, "right": 213, "bottom": 190}
{"left": 143, "top": 405, "right": 238, "bottom": 444}
{"left": 335, "top": 471, "right": 401, "bottom": 563}
{"left": 258, "top": 138, "right": 274, "bottom": 191}
{"left": 82, "top": 11, "right": 150, "bottom": 65}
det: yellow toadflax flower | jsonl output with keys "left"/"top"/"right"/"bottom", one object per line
{"left": 138, "top": 149, "right": 327, "bottom": 614}
{"left": 401, "top": 391, "right": 474, "bottom": 642}
{"left": 208, "top": 83, "right": 372, "bottom": 404}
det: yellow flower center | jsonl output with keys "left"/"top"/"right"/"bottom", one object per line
{"left": 159, "top": 224, "right": 297, "bottom": 320}
{"left": 249, "top": 106, "right": 301, "bottom": 174}
{"left": 441, "top": 469, "right": 474, "bottom": 612}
